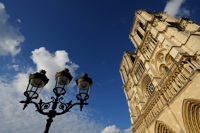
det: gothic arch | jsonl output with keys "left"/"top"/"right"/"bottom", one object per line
{"left": 155, "top": 120, "right": 175, "bottom": 133}
{"left": 141, "top": 74, "right": 155, "bottom": 98}
{"left": 182, "top": 99, "right": 200, "bottom": 133}
{"left": 133, "top": 59, "right": 145, "bottom": 81}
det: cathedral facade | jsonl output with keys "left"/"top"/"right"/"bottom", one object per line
{"left": 119, "top": 10, "right": 200, "bottom": 133}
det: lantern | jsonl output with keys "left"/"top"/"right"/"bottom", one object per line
{"left": 55, "top": 68, "right": 73, "bottom": 95}
{"left": 76, "top": 73, "right": 92, "bottom": 101}
{"left": 24, "top": 70, "right": 49, "bottom": 99}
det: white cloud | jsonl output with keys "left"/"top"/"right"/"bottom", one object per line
{"left": 0, "top": 2, "right": 128, "bottom": 133}
{"left": 12, "top": 68, "right": 33, "bottom": 93}
{"left": 0, "top": 2, "right": 5, "bottom": 10}
{"left": 180, "top": 8, "right": 190, "bottom": 16}
{"left": 7, "top": 64, "right": 20, "bottom": 71}
{"left": 124, "top": 127, "right": 132, "bottom": 133}
{"left": 0, "top": 2, "right": 24, "bottom": 56}
{"left": 101, "top": 125, "right": 132, "bottom": 133}
{"left": 0, "top": 47, "right": 102, "bottom": 133}
{"left": 102, "top": 125, "right": 121, "bottom": 133}
{"left": 17, "top": 19, "right": 21, "bottom": 23}
{"left": 31, "top": 47, "right": 79, "bottom": 90}
{"left": 164, "top": 0, "right": 189, "bottom": 17}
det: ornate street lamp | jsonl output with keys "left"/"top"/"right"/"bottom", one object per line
{"left": 20, "top": 68, "right": 93, "bottom": 133}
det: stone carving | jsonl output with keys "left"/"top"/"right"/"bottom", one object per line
{"left": 157, "top": 53, "right": 164, "bottom": 63}
{"left": 136, "top": 10, "right": 142, "bottom": 15}
{"left": 151, "top": 59, "right": 155, "bottom": 64}
{"left": 152, "top": 19, "right": 158, "bottom": 27}
{"left": 155, "top": 121, "right": 175, "bottom": 133}
{"left": 120, "top": 10, "right": 200, "bottom": 133}
{"left": 159, "top": 43, "right": 162, "bottom": 48}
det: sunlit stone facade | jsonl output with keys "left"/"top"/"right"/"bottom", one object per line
{"left": 119, "top": 10, "right": 200, "bottom": 133}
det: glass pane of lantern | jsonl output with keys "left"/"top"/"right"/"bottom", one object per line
{"left": 78, "top": 81, "right": 90, "bottom": 90}
{"left": 79, "top": 89, "right": 88, "bottom": 94}
{"left": 27, "top": 86, "right": 39, "bottom": 98}
{"left": 31, "top": 78, "right": 45, "bottom": 88}
{"left": 57, "top": 76, "right": 68, "bottom": 85}
{"left": 55, "top": 87, "right": 66, "bottom": 94}
{"left": 36, "top": 87, "right": 43, "bottom": 95}
{"left": 80, "top": 93, "right": 87, "bottom": 100}
{"left": 77, "top": 81, "right": 90, "bottom": 100}
{"left": 27, "top": 78, "right": 45, "bottom": 98}
{"left": 77, "top": 89, "right": 89, "bottom": 100}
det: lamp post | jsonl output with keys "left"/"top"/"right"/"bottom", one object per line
{"left": 20, "top": 68, "right": 92, "bottom": 133}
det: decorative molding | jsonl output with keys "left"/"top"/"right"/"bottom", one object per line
{"left": 151, "top": 59, "right": 155, "bottom": 64}
{"left": 182, "top": 99, "right": 200, "bottom": 133}
{"left": 157, "top": 53, "right": 164, "bottom": 63}
{"left": 159, "top": 43, "right": 162, "bottom": 48}
{"left": 152, "top": 19, "right": 159, "bottom": 27}
{"left": 155, "top": 120, "right": 175, "bottom": 133}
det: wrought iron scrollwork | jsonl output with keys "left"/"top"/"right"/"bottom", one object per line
{"left": 20, "top": 91, "right": 89, "bottom": 116}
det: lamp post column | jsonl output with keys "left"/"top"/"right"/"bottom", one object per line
{"left": 44, "top": 117, "right": 53, "bottom": 133}
{"left": 44, "top": 94, "right": 60, "bottom": 133}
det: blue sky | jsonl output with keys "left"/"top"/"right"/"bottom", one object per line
{"left": 0, "top": 0, "right": 199, "bottom": 133}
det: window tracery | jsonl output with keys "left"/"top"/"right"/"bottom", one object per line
{"left": 134, "top": 60, "right": 145, "bottom": 81}
{"left": 142, "top": 75, "right": 155, "bottom": 98}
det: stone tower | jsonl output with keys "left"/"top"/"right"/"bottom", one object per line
{"left": 119, "top": 10, "right": 200, "bottom": 133}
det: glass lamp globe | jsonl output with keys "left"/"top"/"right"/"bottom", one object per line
{"left": 25, "top": 70, "right": 49, "bottom": 99}
{"left": 76, "top": 73, "right": 92, "bottom": 101}
{"left": 55, "top": 68, "right": 73, "bottom": 95}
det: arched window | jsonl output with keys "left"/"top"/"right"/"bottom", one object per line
{"left": 137, "top": 30, "right": 143, "bottom": 40}
{"left": 134, "top": 60, "right": 145, "bottom": 81}
{"left": 142, "top": 75, "right": 155, "bottom": 98}
{"left": 155, "top": 121, "right": 175, "bottom": 133}
{"left": 182, "top": 99, "right": 200, "bottom": 133}
{"left": 139, "top": 22, "right": 145, "bottom": 31}
{"left": 146, "top": 79, "right": 155, "bottom": 96}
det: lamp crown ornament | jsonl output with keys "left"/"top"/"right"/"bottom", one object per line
{"left": 39, "top": 69, "right": 46, "bottom": 74}
{"left": 82, "top": 73, "right": 88, "bottom": 77}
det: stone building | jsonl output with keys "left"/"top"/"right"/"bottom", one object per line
{"left": 119, "top": 10, "right": 200, "bottom": 133}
